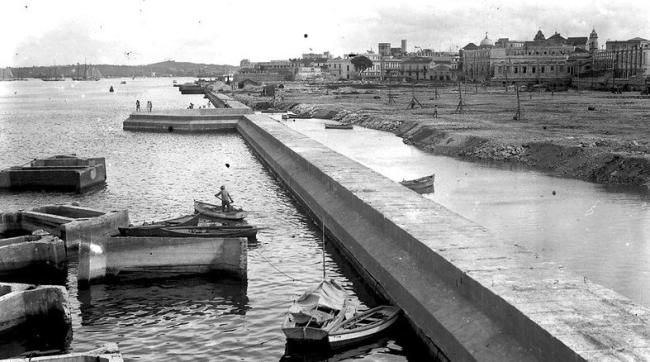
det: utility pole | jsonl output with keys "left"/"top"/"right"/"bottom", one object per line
{"left": 408, "top": 81, "right": 423, "bottom": 109}
{"left": 514, "top": 83, "right": 522, "bottom": 120}
{"left": 455, "top": 81, "right": 465, "bottom": 113}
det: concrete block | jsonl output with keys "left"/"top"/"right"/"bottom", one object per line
{"left": 0, "top": 282, "right": 70, "bottom": 334}
{"left": 0, "top": 234, "right": 66, "bottom": 279}
{"left": 78, "top": 235, "right": 247, "bottom": 286}
{"left": 0, "top": 343, "right": 122, "bottom": 361}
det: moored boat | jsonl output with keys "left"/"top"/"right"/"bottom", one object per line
{"left": 194, "top": 200, "right": 248, "bottom": 220}
{"left": 324, "top": 123, "right": 353, "bottom": 130}
{"left": 158, "top": 226, "right": 260, "bottom": 240}
{"left": 118, "top": 214, "right": 200, "bottom": 236}
{"left": 328, "top": 306, "right": 400, "bottom": 348}
{"left": 399, "top": 174, "right": 435, "bottom": 194}
{"left": 282, "top": 279, "right": 349, "bottom": 342}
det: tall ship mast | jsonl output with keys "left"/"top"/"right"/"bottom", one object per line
{"left": 73, "top": 61, "right": 102, "bottom": 81}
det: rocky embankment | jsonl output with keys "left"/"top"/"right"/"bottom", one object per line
{"left": 234, "top": 94, "right": 650, "bottom": 189}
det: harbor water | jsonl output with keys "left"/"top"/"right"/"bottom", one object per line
{"left": 0, "top": 79, "right": 427, "bottom": 361}
{"left": 281, "top": 118, "right": 650, "bottom": 308}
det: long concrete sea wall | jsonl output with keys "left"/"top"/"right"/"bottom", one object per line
{"left": 122, "top": 102, "right": 650, "bottom": 361}
{"left": 236, "top": 114, "right": 650, "bottom": 361}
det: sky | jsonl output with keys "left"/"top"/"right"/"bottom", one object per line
{"left": 1, "top": 0, "right": 649, "bottom": 67}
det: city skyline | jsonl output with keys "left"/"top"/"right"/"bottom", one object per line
{"left": 2, "top": 0, "right": 649, "bottom": 67}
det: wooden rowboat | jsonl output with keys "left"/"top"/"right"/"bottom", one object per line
{"left": 282, "top": 279, "right": 349, "bottom": 342}
{"left": 117, "top": 214, "right": 200, "bottom": 237}
{"left": 328, "top": 306, "right": 400, "bottom": 348}
{"left": 157, "top": 226, "right": 260, "bottom": 239}
{"left": 399, "top": 174, "right": 435, "bottom": 194}
{"left": 324, "top": 123, "right": 353, "bottom": 130}
{"left": 194, "top": 200, "right": 248, "bottom": 220}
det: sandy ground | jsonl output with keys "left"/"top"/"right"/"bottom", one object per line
{"left": 230, "top": 81, "right": 650, "bottom": 189}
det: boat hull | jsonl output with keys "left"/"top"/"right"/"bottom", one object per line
{"left": 328, "top": 306, "right": 400, "bottom": 348}
{"left": 324, "top": 124, "right": 353, "bottom": 130}
{"left": 399, "top": 174, "right": 435, "bottom": 194}
{"left": 194, "top": 200, "right": 248, "bottom": 220}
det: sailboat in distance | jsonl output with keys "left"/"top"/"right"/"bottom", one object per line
{"left": 72, "top": 62, "right": 102, "bottom": 81}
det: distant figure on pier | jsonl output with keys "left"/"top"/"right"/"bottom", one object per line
{"left": 188, "top": 102, "right": 194, "bottom": 109}
{"left": 136, "top": 100, "right": 140, "bottom": 112}
{"left": 215, "top": 185, "right": 234, "bottom": 212}
{"left": 433, "top": 105, "right": 438, "bottom": 118}
{"left": 147, "top": 101, "right": 153, "bottom": 112}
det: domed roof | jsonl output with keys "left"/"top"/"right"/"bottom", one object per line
{"left": 480, "top": 32, "right": 493, "bottom": 47}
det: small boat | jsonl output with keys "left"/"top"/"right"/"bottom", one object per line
{"left": 158, "top": 226, "right": 261, "bottom": 239}
{"left": 194, "top": 200, "right": 248, "bottom": 220}
{"left": 282, "top": 279, "right": 349, "bottom": 342}
{"left": 328, "top": 306, "right": 400, "bottom": 348}
{"left": 281, "top": 112, "right": 307, "bottom": 120}
{"left": 117, "top": 214, "right": 200, "bottom": 237}
{"left": 324, "top": 123, "right": 353, "bottom": 130}
{"left": 120, "top": 81, "right": 127, "bottom": 84}
{"left": 399, "top": 174, "right": 435, "bottom": 194}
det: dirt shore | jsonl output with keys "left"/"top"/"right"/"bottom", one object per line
{"left": 230, "top": 81, "right": 650, "bottom": 189}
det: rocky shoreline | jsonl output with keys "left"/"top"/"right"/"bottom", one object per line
{"left": 234, "top": 94, "right": 650, "bottom": 190}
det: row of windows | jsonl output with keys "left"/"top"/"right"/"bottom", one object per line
{"left": 497, "top": 65, "right": 566, "bottom": 74}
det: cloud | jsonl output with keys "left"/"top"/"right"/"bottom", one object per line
{"left": 5, "top": 0, "right": 650, "bottom": 66}
{"left": 13, "top": 21, "right": 123, "bottom": 66}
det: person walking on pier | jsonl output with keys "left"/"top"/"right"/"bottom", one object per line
{"left": 215, "top": 185, "right": 234, "bottom": 212}
{"left": 147, "top": 100, "right": 152, "bottom": 112}
{"left": 136, "top": 99, "right": 140, "bottom": 112}
{"left": 433, "top": 105, "right": 438, "bottom": 118}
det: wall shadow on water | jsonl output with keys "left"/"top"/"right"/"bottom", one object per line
{"left": 77, "top": 275, "right": 250, "bottom": 323}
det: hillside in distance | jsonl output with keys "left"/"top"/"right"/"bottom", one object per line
{"left": 13, "top": 60, "right": 238, "bottom": 78}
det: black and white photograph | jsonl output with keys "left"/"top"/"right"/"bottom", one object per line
{"left": 1, "top": 0, "right": 649, "bottom": 361}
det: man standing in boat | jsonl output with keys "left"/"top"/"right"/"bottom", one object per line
{"left": 215, "top": 185, "right": 234, "bottom": 212}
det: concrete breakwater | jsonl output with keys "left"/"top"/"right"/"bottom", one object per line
{"left": 234, "top": 113, "right": 650, "bottom": 361}
{"left": 235, "top": 96, "right": 650, "bottom": 189}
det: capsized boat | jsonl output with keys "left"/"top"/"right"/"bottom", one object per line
{"left": 194, "top": 200, "right": 248, "bottom": 220}
{"left": 399, "top": 174, "right": 435, "bottom": 194}
{"left": 328, "top": 306, "right": 400, "bottom": 348}
{"left": 282, "top": 279, "right": 349, "bottom": 342}
{"left": 117, "top": 214, "right": 200, "bottom": 236}
{"left": 324, "top": 123, "right": 353, "bottom": 130}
